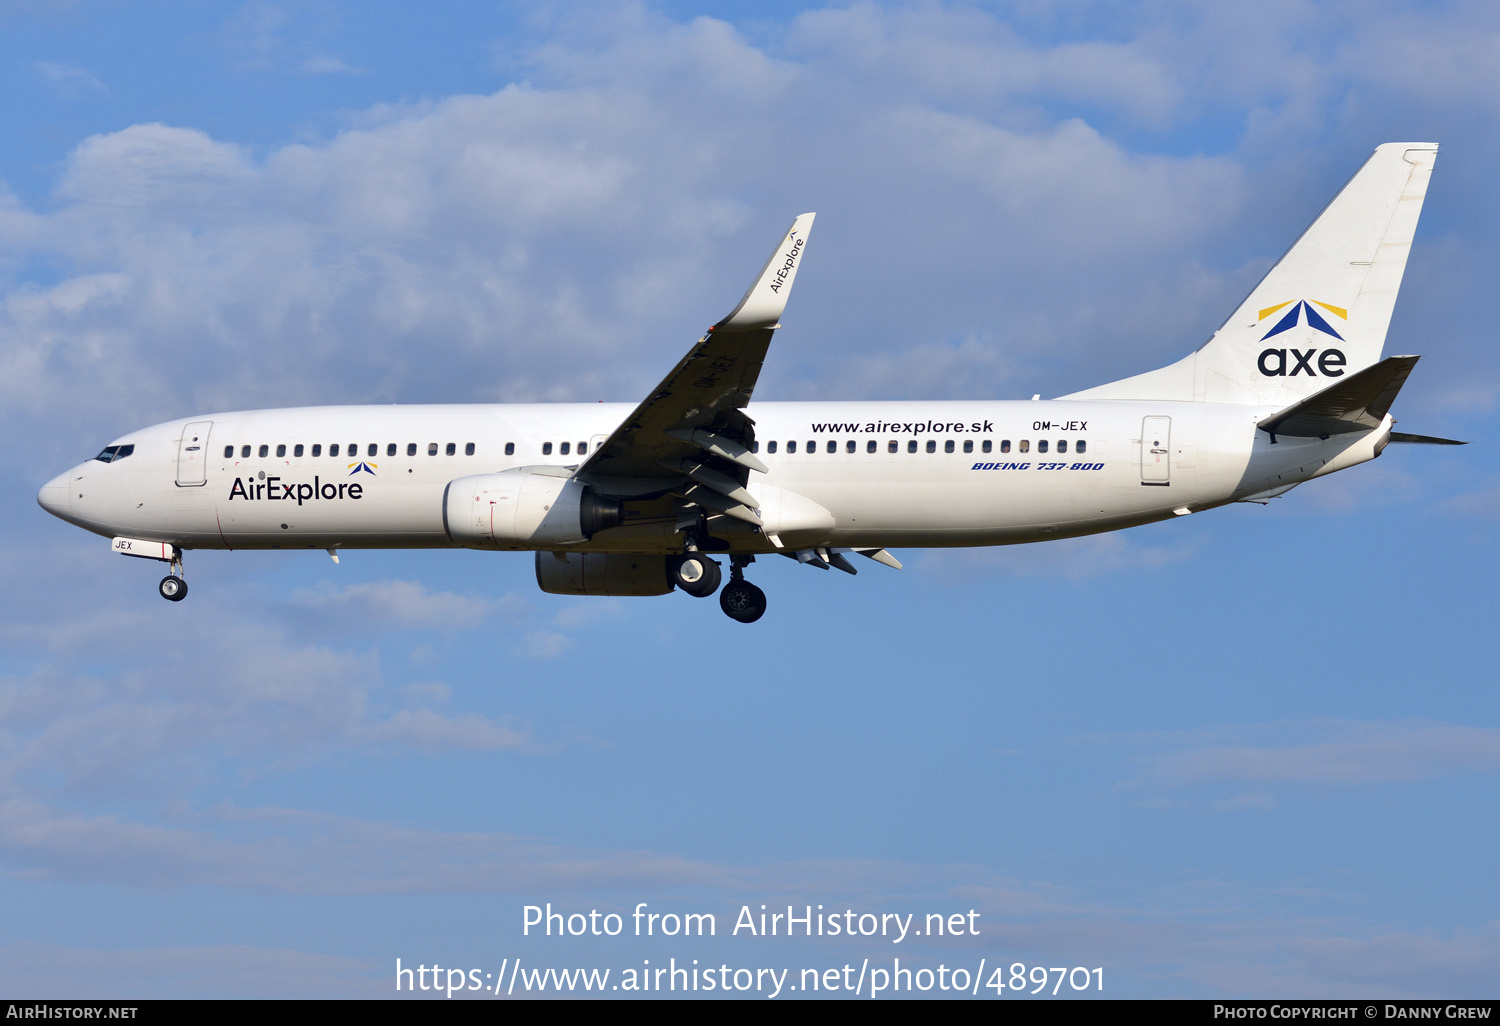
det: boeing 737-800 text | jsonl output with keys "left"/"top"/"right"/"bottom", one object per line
{"left": 37, "top": 143, "right": 1460, "bottom": 622}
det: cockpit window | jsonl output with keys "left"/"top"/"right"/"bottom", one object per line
{"left": 92, "top": 444, "right": 135, "bottom": 463}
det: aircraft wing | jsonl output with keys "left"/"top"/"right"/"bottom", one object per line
{"left": 576, "top": 213, "right": 814, "bottom": 523}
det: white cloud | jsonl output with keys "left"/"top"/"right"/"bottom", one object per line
{"left": 301, "top": 55, "right": 360, "bottom": 75}
{"left": 33, "top": 61, "right": 106, "bottom": 96}
{"left": 920, "top": 530, "right": 1200, "bottom": 582}
{"left": 288, "top": 578, "right": 526, "bottom": 631}
{"left": 363, "top": 708, "right": 529, "bottom": 753}
{"left": 0, "top": 602, "right": 536, "bottom": 797}
{"left": 1143, "top": 721, "right": 1500, "bottom": 788}
{"left": 519, "top": 630, "right": 570, "bottom": 660}
{"left": 0, "top": 8, "right": 1270, "bottom": 473}
{"left": 56, "top": 123, "right": 252, "bottom": 212}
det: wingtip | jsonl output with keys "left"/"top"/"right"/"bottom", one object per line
{"left": 714, "top": 213, "right": 816, "bottom": 331}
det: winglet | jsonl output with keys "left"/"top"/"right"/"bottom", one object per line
{"left": 714, "top": 213, "right": 815, "bottom": 331}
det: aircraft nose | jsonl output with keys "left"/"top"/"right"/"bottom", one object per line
{"left": 37, "top": 471, "right": 72, "bottom": 518}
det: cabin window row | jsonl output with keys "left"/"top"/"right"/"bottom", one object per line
{"left": 225, "top": 442, "right": 479, "bottom": 459}
{"left": 540, "top": 441, "right": 590, "bottom": 457}
{"left": 748, "top": 439, "right": 1086, "bottom": 455}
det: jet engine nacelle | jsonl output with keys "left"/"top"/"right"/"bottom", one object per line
{"left": 535, "top": 552, "right": 674, "bottom": 596}
{"left": 443, "top": 469, "right": 623, "bottom": 549}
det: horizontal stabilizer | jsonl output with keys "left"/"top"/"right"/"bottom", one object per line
{"left": 1257, "top": 355, "right": 1418, "bottom": 437}
{"left": 1390, "top": 432, "right": 1467, "bottom": 445}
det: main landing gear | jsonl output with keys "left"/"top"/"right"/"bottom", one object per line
{"left": 158, "top": 553, "right": 187, "bottom": 602}
{"left": 719, "top": 555, "right": 766, "bottom": 623}
{"left": 671, "top": 550, "right": 767, "bottom": 622}
{"left": 670, "top": 551, "right": 722, "bottom": 598}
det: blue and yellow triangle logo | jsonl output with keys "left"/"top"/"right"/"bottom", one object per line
{"left": 1258, "top": 299, "right": 1346, "bottom": 341}
{"left": 347, "top": 461, "right": 378, "bottom": 476}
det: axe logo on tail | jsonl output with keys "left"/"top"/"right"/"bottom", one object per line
{"left": 1256, "top": 299, "right": 1348, "bottom": 377}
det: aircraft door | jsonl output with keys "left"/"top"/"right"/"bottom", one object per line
{"left": 1140, "top": 416, "right": 1171, "bottom": 486}
{"left": 176, "top": 420, "right": 213, "bottom": 487}
{"left": 588, "top": 433, "right": 609, "bottom": 457}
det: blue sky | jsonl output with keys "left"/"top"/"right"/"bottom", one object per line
{"left": 3, "top": 0, "right": 1497, "bottom": 999}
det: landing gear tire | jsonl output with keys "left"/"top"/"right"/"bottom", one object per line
{"left": 159, "top": 575, "right": 188, "bottom": 602}
{"left": 719, "top": 580, "right": 766, "bottom": 623}
{"left": 672, "top": 554, "right": 722, "bottom": 598}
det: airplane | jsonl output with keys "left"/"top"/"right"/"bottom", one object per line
{"left": 37, "top": 142, "right": 1462, "bottom": 623}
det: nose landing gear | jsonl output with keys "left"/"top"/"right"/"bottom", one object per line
{"left": 158, "top": 552, "right": 187, "bottom": 602}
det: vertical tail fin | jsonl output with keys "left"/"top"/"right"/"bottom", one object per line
{"left": 1065, "top": 143, "right": 1437, "bottom": 404}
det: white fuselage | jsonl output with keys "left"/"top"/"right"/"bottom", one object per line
{"left": 39, "top": 399, "right": 1388, "bottom": 555}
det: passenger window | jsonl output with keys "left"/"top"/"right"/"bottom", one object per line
{"left": 907, "top": 440, "right": 917, "bottom": 453}
{"left": 224, "top": 445, "right": 233, "bottom": 458}
{"left": 982, "top": 440, "right": 992, "bottom": 453}
{"left": 259, "top": 444, "right": 269, "bottom": 458}
{"left": 241, "top": 445, "right": 251, "bottom": 458}
{"left": 963, "top": 440, "right": 973, "bottom": 453}
{"left": 806, "top": 440, "right": 814, "bottom": 453}
{"left": 294, "top": 444, "right": 304, "bottom": 457}
{"left": 312, "top": 444, "right": 322, "bottom": 457}
{"left": 504, "top": 442, "right": 515, "bottom": 456}
{"left": 888, "top": 440, "right": 898, "bottom": 453}
{"left": 542, "top": 442, "right": 552, "bottom": 456}
{"left": 407, "top": 443, "right": 417, "bottom": 456}
{"left": 1058, "top": 440, "right": 1068, "bottom": 453}
{"left": 576, "top": 442, "right": 586, "bottom": 455}
{"left": 944, "top": 440, "right": 955, "bottom": 453}
{"left": 331, "top": 444, "right": 340, "bottom": 457}
{"left": 560, "top": 442, "right": 571, "bottom": 456}
{"left": 466, "top": 442, "right": 476, "bottom": 455}
{"left": 348, "top": 443, "right": 356, "bottom": 456}
{"left": 1000, "top": 440, "right": 1010, "bottom": 453}
{"left": 1019, "top": 440, "right": 1030, "bottom": 453}
{"left": 750, "top": 441, "right": 760, "bottom": 453}
{"left": 387, "top": 443, "right": 397, "bottom": 457}
{"left": 867, "top": 440, "right": 876, "bottom": 453}
{"left": 428, "top": 443, "right": 438, "bottom": 456}
{"left": 827, "top": 440, "right": 836, "bottom": 454}
{"left": 767, "top": 441, "right": 778, "bottom": 454}
{"left": 1077, "top": 440, "right": 1087, "bottom": 454}
{"left": 846, "top": 440, "right": 856, "bottom": 453}
{"left": 926, "top": 440, "right": 936, "bottom": 453}
{"left": 1038, "top": 440, "right": 1048, "bottom": 454}
{"left": 276, "top": 444, "right": 286, "bottom": 457}
{"left": 787, "top": 441, "right": 797, "bottom": 454}
{"left": 367, "top": 444, "right": 376, "bottom": 457}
